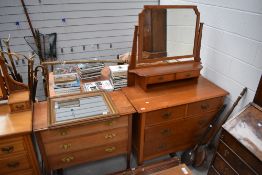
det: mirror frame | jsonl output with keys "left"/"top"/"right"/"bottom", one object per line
{"left": 137, "top": 5, "right": 200, "bottom": 63}
{"left": 48, "top": 91, "right": 118, "bottom": 128}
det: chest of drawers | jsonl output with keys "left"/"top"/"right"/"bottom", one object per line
{"left": 33, "top": 91, "right": 135, "bottom": 174}
{"left": 208, "top": 103, "right": 262, "bottom": 175}
{"left": 122, "top": 77, "right": 228, "bottom": 164}
{"left": 0, "top": 105, "right": 40, "bottom": 175}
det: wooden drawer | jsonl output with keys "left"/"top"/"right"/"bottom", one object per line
{"left": 0, "top": 153, "right": 31, "bottom": 174}
{"left": 220, "top": 130, "right": 262, "bottom": 173}
{"left": 217, "top": 141, "right": 257, "bottom": 175}
{"left": 0, "top": 137, "right": 25, "bottom": 156}
{"left": 213, "top": 153, "right": 238, "bottom": 175}
{"left": 145, "top": 111, "right": 216, "bottom": 142}
{"left": 44, "top": 127, "right": 128, "bottom": 156}
{"left": 41, "top": 116, "right": 128, "bottom": 143}
{"left": 208, "top": 166, "right": 220, "bottom": 175}
{"left": 147, "top": 74, "right": 175, "bottom": 85}
{"left": 187, "top": 97, "right": 222, "bottom": 116}
{"left": 176, "top": 70, "right": 199, "bottom": 80}
{"left": 145, "top": 105, "right": 186, "bottom": 126}
{"left": 48, "top": 140, "right": 128, "bottom": 169}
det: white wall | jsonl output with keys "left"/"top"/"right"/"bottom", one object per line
{"left": 0, "top": 0, "right": 158, "bottom": 99}
{"left": 161, "top": 0, "right": 262, "bottom": 116}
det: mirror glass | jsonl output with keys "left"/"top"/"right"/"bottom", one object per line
{"left": 141, "top": 8, "right": 197, "bottom": 61}
{"left": 49, "top": 92, "right": 118, "bottom": 127}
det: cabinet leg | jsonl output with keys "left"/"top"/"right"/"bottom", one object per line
{"left": 127, "top": 153, "right": 130, "bottom": 169}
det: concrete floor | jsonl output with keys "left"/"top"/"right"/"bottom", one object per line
{"left": 63, "top": 153, "right": 211, "bottom": 175}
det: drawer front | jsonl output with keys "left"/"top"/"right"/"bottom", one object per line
{"left": 147, "top": 74, "right": 175, "bottom": 84}
{"left": 207, "top": 166, "right": 220, "bottom": 175}
{"left": 220, "top": 130, "right": 262, "bottom": 173}
{"left": 48, "top": 140, "right": 127, "bottom": 169}
{"left": 44, "top": 127, "right": 128, "bottom": 156}
{"left": 217, "top": 141, "right": 257, "bottom": 175}
{"left": 145, "top": 105, "right": 186, "bottom": 126}
{"left": 0, "top": 137, "right": 25, "bottom": 156}
{"left": 176, "top": 70, "right": 200, "bottom": 80}
{"left": 187, "top": 97, "right": 223, "bottom": 116}
{"left": 144, "top": 137, "right": 193, "bottom": 158}
{"left": 0, "top": 153, "right": 31, "bottom": 174}
{"left": 213, "top": 153, "right": 238, "bottom": 175}
{"left": 145, "top": 111, "right": 216, "bottom": 142}
{"left": 41, "top": 116, "right": 128, "bottom": 143}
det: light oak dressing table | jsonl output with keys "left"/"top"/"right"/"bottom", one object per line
{"left": 33, "top": 75, "right": 135, "bottom": 174}
{"left": 122, "top": 5, "right": 228, "bottom": 164}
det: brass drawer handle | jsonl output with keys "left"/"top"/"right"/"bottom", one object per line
{"left": 61, "top": 144, "right": 71, "bottom": 150}
{"left": 105, "top": 146, "right": 116, "bottom": 153}
{"left": 59, "top": 129, "right": 68, "bottom": 136}
{"left": 7, "top": 161, "right": 20, "bottom": 168}
{"left": 160, "top": 128, "right": 172, "bottom": 136}
{"left": 105, "top": 133, "right": 116, "bottom": 139}
{"left": 61, "top": 156, "right": 74, "bottom": 163}
{"left": 201, "top": 103, "right": 209, "bottom": 110}
{"left": 1, "top": 146, "right": 14, "bottom": 154}
{"left": 162, "top": 112, "right": 172, "bottom": 119}
{"left": 105, "top": 120, "right": 114, "bottom": 126}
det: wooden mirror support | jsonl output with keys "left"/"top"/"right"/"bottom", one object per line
{"left": 0, "top": 52, "right": 35, "bottom": 113}
{"left": 128, "top": 5, "right": 204, "bottom": 90}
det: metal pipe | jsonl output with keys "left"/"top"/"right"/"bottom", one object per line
{"left": 41, "top": 59, "right": 127, "bottom": 66}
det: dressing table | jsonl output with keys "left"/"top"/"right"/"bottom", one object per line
{"left": 122, "top": 5, "right": 228, "bottom": 164}
{"left": 33, "top": 75, "right": 135, "bottom": 174}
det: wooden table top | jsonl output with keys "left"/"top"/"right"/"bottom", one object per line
{"left": 122, "top": 76, "right": 228, "bottom": 113}
{"left": 33, "top": 90, "right": 135, "bottom": 131}
{"left": 0, "top": 104, "right": 32, "bottom": 138}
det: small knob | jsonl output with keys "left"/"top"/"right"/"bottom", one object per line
{"left": 59, "top": 129, "right": 68, "bottom": 136}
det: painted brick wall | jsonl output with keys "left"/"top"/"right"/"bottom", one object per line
{"left": 161, "top": 0, "right": 262, "bottom": 117}
{"left": 0, "top": 0, "right": 158, "bottom": 100}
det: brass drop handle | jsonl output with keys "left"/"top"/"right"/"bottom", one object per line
{"left": 162, "top": 112, "right": 172, "bottom": 119}
{"left": 61, "top": 143, "right": 71, "bottom": 150}
{"left": 105, "top": 133, "right": 116, "bottom": 139}
{"left": 59, "top": 129, "right": 68, "bottom": 136}
{"left": 7, "top": 161, "right": 20, "bottom": 168}
{"left": 201, "top": 103, "right": 209, "bottom": 110}
{"left": 105, "top": 146, "right": 116, "bottom": 153}
{"left": 1, "top": 146, "right": 14, "bottom": 154}
{"left": 61, "top": 156, "right": 74, "bottom": 163}
{"left": 160, "top": 128, "right": 171, "bottom": 136}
